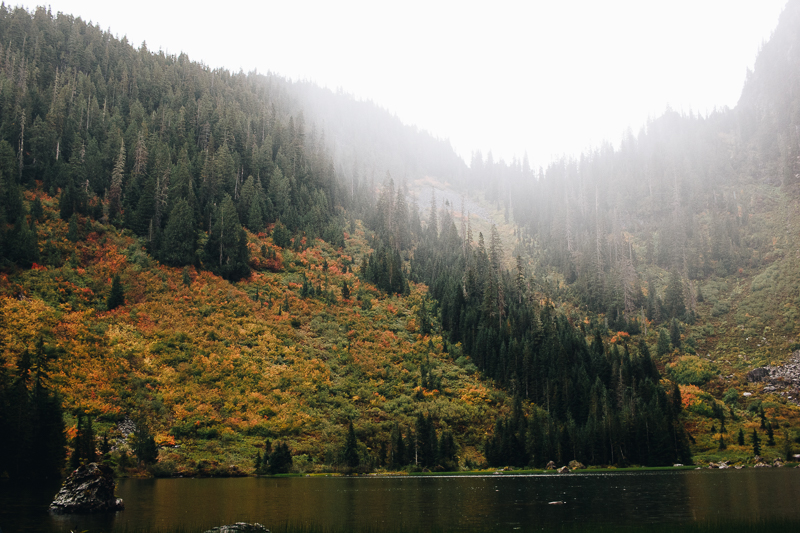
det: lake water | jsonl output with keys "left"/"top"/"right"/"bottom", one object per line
{"left": 2, "top": 469, "right": 800, "bottom": 532}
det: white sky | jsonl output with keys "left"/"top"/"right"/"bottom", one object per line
{"left": 35, "top": 1, "right": 787, "bottom": 167}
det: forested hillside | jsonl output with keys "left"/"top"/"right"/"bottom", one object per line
{"left": 452, "top": 2, "right": 800, "bottom": 463}
{"left": 1, "top": 2, "right": 799, "bottom": 479}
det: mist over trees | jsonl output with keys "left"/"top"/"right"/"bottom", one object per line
{"left": 1, "top": 1, "right": 800, "bottom": 476}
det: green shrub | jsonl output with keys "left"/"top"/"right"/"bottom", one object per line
{"left": 667, "top": 356, "right": 719, "bottom": 385}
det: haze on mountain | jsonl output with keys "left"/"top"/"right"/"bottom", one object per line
{"left": 42, "top": 0, "right": 785, "bottom": 166}
{"left": 1, "top": 0, "right": 800, "bottom": 482}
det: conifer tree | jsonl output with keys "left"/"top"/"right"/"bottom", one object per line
{"left": 66, "top": 213, "right": 79, "bottom": 244}
{"left": 204, "top": 194, "right": 250, "bottom": 280}
{"left": 133, "top": 424, "right": 158, "bottom": 465}
{"left": 160, "top": 198, "right": 196, "bottom": 266}
{"left": 752, "top": 429, "right": 761, "bottom": 457}
{"left": 107, "top": 274, "right": 124, "bottom": 310}
{"left": 344, "top": 421, "right": 359, "bottom": 468}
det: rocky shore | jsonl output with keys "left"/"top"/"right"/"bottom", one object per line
{"left": 49, "top": 463, "right": 124, "bottom": 514}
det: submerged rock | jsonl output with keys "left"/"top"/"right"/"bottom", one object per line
{"left": 50, "top": 463, "right": 124, "bottom": 514}
{"left": 204, "top": 524, "right": 270, "bottom": 533}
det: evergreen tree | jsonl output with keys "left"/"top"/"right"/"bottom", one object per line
{"left": 204, "top": 194, "right": 250, "bottom": 281}
{"left": 160, "top": 198, "right": 196, "bottom": 266}
{"left": 254, "top": 450, "right": 262, "bottom": 473}
{"left": 752, "top": 429, "right": 761, "bottom": 457}
{"left": 738, "top": 428, "right": 745, "bottom": 446}
{"left": 272, "top": 221, "right": 291, "bottom": 248}
{"left": 267, "top": 442, "right": 292, "bottom": 474}
{"left": 669, "top": 319, "right": 682, "bottom": 350}
{"left": 67, "top": 213, "right": 79, "bottom": 242}
{"left": 107, "top": 274, "right": 125, "bottom": 310}
{"left": 657, "top": 328, "right": 671, "bottom": 356}
{"left": 344, "top": 421, "right": 360, "bottom": 468}
{"left": 664, "top": 271, "right": 686, "bottom": 319}
{"left": 341, "top": 280, "right": 350, "bottom": 300}
{"left": 133, "top": 424, "right": 158, "bottom": 465}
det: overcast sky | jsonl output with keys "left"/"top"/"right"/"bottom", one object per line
{"left": 38, "top": 1, "right": 787, "bottom": 167}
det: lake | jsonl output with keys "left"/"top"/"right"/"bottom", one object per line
{"left": 2, "top": 469, "right": 800, "bottom": 532}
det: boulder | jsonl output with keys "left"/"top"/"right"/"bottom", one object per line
{"left": 545, "top": 461, "right": 556, "bottom": 470}
{"left": 747, "top": 368, "right": 770, "bottom": 382}
{"left": 754, "top": 462, "right": 771, "bottom": 468}
{"left": 557, "top": 466, "right": 570, "bottom": 474}
{"left": 204, "top": 524, "right": 270, "bottom": 533}
{"left": 568, "top": 460, "right": 586, "bottom": 470}
{"left": 50, "top": 463, "right": 124, "bottom": 514}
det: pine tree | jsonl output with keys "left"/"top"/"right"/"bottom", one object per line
{"left": 738, "top": 428, "right": 745, "bottom": 446}
{"left": 133, "top": 424, "right": 158, "bottom": 465}
{"left": 341, "top": 280, "right": 350, "bottom": 300}
{"left": 664, "top": 271, "right": 685, "bottom": 319}
{"left": 107, "top": 274, "right": 124, "bottom": 310}
{"left": 108, "top": 141, "right": 126, "bottom": 221}
{"left": 657, "top": 328, "right": 671, "bottom": 356}
{"left": 669, "top": 318, "right": 682, "bottom": 350}
{"left": 766, "top": 421, "right": 776, "bottom": 446}
{"left": 752, "top": 429, "right": 761, "bottom": 457}
{"left": 204, "top": 194, "right": 250, "bottom": 280}
{"left": 160, "top": 198, "right": 196, "bottom": 266}
{"left": 67, "top": 213, "right": 79, "bottom": 242}
{"left": 268, "top": 442, "right": 292, "bottom": 474}
{"left": 344, "top": 421, "right": 359, "bottom": 468}
{"left": 254, "top": 451, "right": 262, "bottom": 474}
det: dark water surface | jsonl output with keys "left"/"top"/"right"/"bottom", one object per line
{"left": 2, "top": 469, "right": 800, "bottom": 532}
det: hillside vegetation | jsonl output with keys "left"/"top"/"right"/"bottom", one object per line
{"left": 2, "top": 2, "right": 800, "bottom": 478}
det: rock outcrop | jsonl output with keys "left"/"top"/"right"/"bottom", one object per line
{"left": 568, "top": 460, "right": 586, "bottom": 470}
{"left": 203, "top": 524, "right": 270, "bottom": 533}
{"left": 747, "top": 351, "right": 800, "bottom": 404}
{"left": 49, "top": 463, "right": 124, "bottom": 514}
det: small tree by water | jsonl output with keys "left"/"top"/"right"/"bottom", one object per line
{"left": 752, "top": 428, "right": 762, "bottom": 457}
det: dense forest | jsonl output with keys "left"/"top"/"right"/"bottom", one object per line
{"left": 2, "top": 2, "right": 800, "bottom": 479}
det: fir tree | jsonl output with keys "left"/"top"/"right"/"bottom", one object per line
{"left": 160, "top": 198, "right": 197, "bottom": 266}
{"left": 107, "top": 274, "right": 124, "bottom": 310}
{"left": 341, "top": 280, "right": 350, "bottom": 300}
{"left": 752, "top": 429, "right": 761, "bottom": 457}
{"left": 344, "top": 421, "right": 359, "bottom": 468}
{"left": 133, "top": 424, "right": 158, "bottom": 465}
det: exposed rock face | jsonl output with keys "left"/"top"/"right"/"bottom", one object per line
{"left": 49, "top": 463, "right": 124, "bottom": 514}
{"left": 747, "top": 368, "right": 770, "bottom": 382}
{"left": 203, "top": 524, "right": 270, "bottom": 533}
{"left": 747, "top": 351, "right": 800, "bottom": 404}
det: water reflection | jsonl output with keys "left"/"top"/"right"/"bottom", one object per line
{"left": 1, "top": 470, "right": 799, "bottom": 532}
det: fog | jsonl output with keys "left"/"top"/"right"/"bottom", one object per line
{"left": 41, "top": 0, "right": 786, "bottom": 167}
